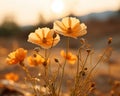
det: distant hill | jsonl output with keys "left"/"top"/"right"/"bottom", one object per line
{"left": 65, "top": 11, "right": 120, "bottom": 49}
{"left": 80, "top": 11, "right": 119, "bottom": 21}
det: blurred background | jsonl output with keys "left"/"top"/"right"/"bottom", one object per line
{"left": 0, "top": 0, "right": 120, "bottom": 95}
{"left": 0, "top": 0, "right": 120, "bottom": 61}
{"left": 0, "top": 0, "right": 120, "bottom": 49}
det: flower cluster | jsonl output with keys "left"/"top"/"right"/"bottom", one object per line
{"left": 6, "top": 48, "right": 27, "bottom": 65}
{"left": 7, "top": 17, "right": 87, "bottom": 65}
{"left": 5, "top": 17, "right": 89, "bottom": 96}
{"left": 27, "top": 17, "right": 86, "bottom": 64}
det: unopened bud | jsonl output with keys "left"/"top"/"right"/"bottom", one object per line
{"left": 84, "top": 67, "right": 87, "bottom": 70}
{"left": 79, "top": 71, "right": 86, "bottom": 77}
{"left": 108, "top": 37, "right": 112, "bottom": 45}
{"left": 86, "top": 49, "right": 91, "bottom": 53}
{"left": 80, "top": 38, "right": 85, "bottom": 45}
{"left": 110, "top": 90, "right": 115, "bottom": 96}
{"left": 44, "top": 85, "right": 47, "bottom": 87}
{"left": 33, "top": 54, "right": 37, "bottom": 57}
{"left": 54, "top": 58, "right": 59, "bottom": 63}
{"left": 114, "top": 80, "right": 120, "bottom": 87}
{"left": 91, "top": 82, "right": 95, "bottom": 87}
{"left": 34, "top": 47, "right": 40, "bottom": 52}
{"left": 43, "top": 61, "right": 47, "bottom": 67}
{"left": 53, "top": 32, "right": 57, "bottom": 39}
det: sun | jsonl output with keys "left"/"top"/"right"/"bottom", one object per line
{"left": 51, "top": 0, "right": 64, "bottom": 14}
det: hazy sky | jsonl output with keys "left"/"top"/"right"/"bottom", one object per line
{"left": 0, "top": 0, "right": 119, "bottom": 26}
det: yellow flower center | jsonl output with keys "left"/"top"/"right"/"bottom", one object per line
{"left": 65, "top": 53, "right": 71, "bottom": 60}
{"left": 67, "top": 27, "right": 72, "bottom": 33}
{"left": 42, "top": 37, "right": 47, "bottom": 43}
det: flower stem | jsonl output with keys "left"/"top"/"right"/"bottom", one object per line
{"left": 44, "top": 49, "right": 48, "bottom": 76}
{"left": 58, "top": 37, "right": 69, "bottom": 96}
{"left": 19, "top": 62, "right": 37, "bottom": 96}
{"left": 82, "top": 46, "right": 109, "bottom": 90}
{"left": 82, "top": 52, "right": 90, "bottom": 70}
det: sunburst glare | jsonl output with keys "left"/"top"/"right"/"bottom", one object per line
{"left": 51, "top": 0, "right": 64, "bottom": 14}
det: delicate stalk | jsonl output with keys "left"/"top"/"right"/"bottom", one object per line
{"left": 90, "top": 53, "right": 93, "bottom": 66}
{"left": 108, "top": 62, "right": 112, "bottom": 83}
{"left": 58, "top": 37, "right": 69, "bottom": 96}
{"left": 89, "top": 47, "right": 107, "bottom": 75}
{"left": 76, "top": 49, "right": 80, "bottom": 78}
{"left": 73, "top": 52, "right": 90, "bottom": 95}
{"left": 44, "top": 49, "right": 48, "bottom": 77}
{"left": 72, "top": 48, "right": 81, "bottom": 96}
{"left": 45, "top": 49, "right": 48, "bottom": 59}
{"left": 79, "top": 48, "right": 84, "bottom": 68}
{"left": 82, "top": 52, "right": 90, "bottom": 70}
{"left": 47, "top": 32, "right": 56, "bottom": 58}
{"left": 80, "top": 46, "right": 108, "bottom": 93}
{"left": 19, "top": 62, "right": 37, "bottom": 96}
{"left": 50, "top": 62, "right": 61, "bottom": 96}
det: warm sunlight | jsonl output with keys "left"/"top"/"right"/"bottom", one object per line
{"left": 51, "top": 0, "right": 64, "bottom": 14}
{"left": 0, "top": 0, "right": 119, "bottom": 26}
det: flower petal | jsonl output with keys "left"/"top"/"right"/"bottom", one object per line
{"left": 28, "top": 33, "right": 40, "bottom": 43}
{"left": 62, "top": 17, "right": 69, "bottom": 28}
{"left": 54, "top": 21, "right": 66, "bottom": 32}
{"left": 42, "top": 27, "right": 50, "bottom": 38}
{"left": 35, "top": 28, "right": 44, "bottom": 39}
{"left": 70, "top": 17, "right": 80, "bottom": 28}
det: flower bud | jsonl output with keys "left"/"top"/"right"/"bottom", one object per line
{"left": 54, "top": 58, "right": 59, "bottom": 63}
{"left": 34, "top": 47, "right": 40, "bottom": 52}
{"left": 108, "top": 37, "right": 112, "bottom": 45}
{"left": 80, "top": 38, "right": 85, "bottom": 45}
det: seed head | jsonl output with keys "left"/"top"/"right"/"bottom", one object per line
{"left": 54, "top": 58, "right": 59, "bottom": 63}
{"left": 79, "top": 71, "right": 86, "bottom": 77}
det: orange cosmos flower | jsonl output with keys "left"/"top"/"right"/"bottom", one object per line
{"left": 28, "top": 27, "right": 60, "bottom": 49}
{"left": 53, "top": 17, "right": 87, "bottom": 38}
{"left": 60, "top": 50, "right": 77, "bottom": 64}
{"left": 6, "top": 48, "right": 27, "bottom": 65}
{"left": 5, "top": 73, "right": 19, "bottom": 82}
{"left": 27, "top": 54, "right": 45, "bottom": 67}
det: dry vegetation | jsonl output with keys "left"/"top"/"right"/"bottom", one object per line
{"left": 0, "top": 16, "right": 120, "bottom": 96}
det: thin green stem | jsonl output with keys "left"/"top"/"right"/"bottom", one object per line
{"left": 72, "top": 49, "right": 81, "bottom": 96}
{"left": 81, "top": 47, "right": 108, "bottom": 91}
{"left": 79, "top": 48, "right": 84, "bottom": 67}
{"left": 58, "top": 37, "right": 69, "bottom": 96}
{"left": 47, "top": 32, "right": 56, "bottom": 58}
{"left": 90, "top": 53, "right": 93, "bottom": 66}
{"left": 44, "top": 49, "right": 48, "bottom": 76}
{"left": 89, "top": 48, "right": 107, "bottom": 75}
{"left": 45, "top": 49, "right": 47, "bottom": 59}
{"left": 19, "top": 62, "right": 37, "bottom": 96}
{"left": 76, "top": 49, "right": 80, "bottom": 76}
{"left": 82, "top": 52, "right": 90, "bottom": 70}
{"left": 108, "top": 62, "right": 112, "bottom": 83}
